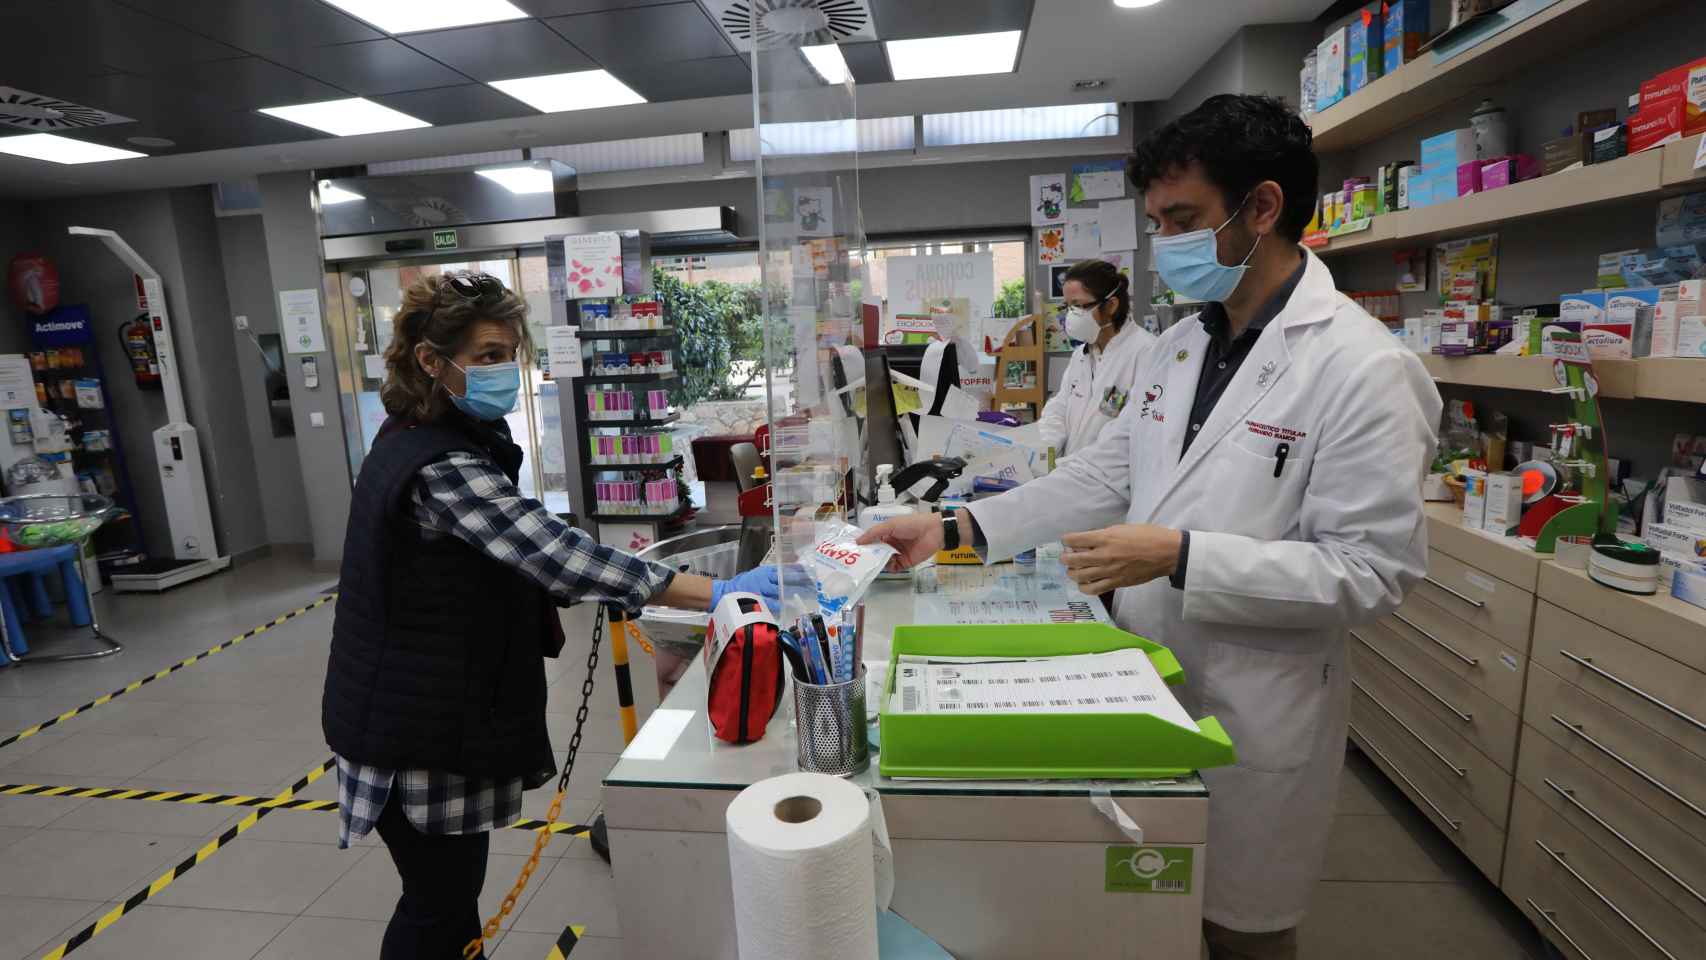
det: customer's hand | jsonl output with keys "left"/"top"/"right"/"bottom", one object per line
{"left": 711, "top": 565, "right": 787, "bottom": 616}
{"left": 857, "top": 512, "right": 945, "bottom": 570}
{"left": 1060, "top": 524, "right": 1182, "bottom": 595}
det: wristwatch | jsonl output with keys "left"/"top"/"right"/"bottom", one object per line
{"left": 940, "top": 510, "right": 960, "bottom": 551}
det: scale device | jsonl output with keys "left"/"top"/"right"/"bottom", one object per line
{"left": 68, "top": 227, "right": 229, "bottom": 591}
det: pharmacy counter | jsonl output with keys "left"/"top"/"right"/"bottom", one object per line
{"left": 605, "top": 560, "right": 1210, "bottom": 960}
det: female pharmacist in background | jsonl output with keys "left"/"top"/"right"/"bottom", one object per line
{"left": 321, "top": 271, "right": 780, "bottom": 959}
{"left": 1036, "top": 258, "right": 1156, "bottom": 458}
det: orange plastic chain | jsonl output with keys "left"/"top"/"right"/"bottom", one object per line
{"left": 463, "top": 788, "right": 565, "bottom": 959}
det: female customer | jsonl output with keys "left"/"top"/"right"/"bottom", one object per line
{"left": 1036, "top": 259, "right": 1156, "bottom": 458}
{"left": 322, "top": 271, "right": 777, "bottom": 959}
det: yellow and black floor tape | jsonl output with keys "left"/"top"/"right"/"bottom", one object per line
{"left": 0, "top": 593, "right": 336, "bottom": 752}
{"left": 0, "top": 780, "right": 590, "bottom": 836}
{"left": 546, "top": 924, "right": 587, "bottom": 959}
{"left": 38, "top": 758, "right": 335, "bottom": 960}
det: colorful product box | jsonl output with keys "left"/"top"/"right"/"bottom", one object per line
{"left": 1480, "top": 158, "right": 1512, "bottom": 191}
{"left": 1677, "top": 314, "right": 1706, "bottom": 358}
{"left": 1381, "top": 0, "right": 1428, "bottom": 75}
{"left": 1669, "top": 566, "right": 1706, "bottom": 611}
{"left": 1588, "top": 286, "right": 1662, "bottom": 360}
{"left": 1347, "top": 4, "right": 1383, "bottom": 93}
{"left": 1483, "top": 472, "right": 1524, "bottom": 536}
{"left": 1438, "top": 319, "right": 1476, "bottom": 356}
{"left": 1589, "top": 124, "right": 1626, "bottom": 164}
{"left": 1397, "top": 164, "right": 1420, "bottom": 209}
{"left": 1656, "top": 192, "right": 1706, "bottom": 247}
{"left": 1652, "top": 293, "right": 1682, "bottom": 358}
{"left": 1462, "top": 470, "right": 1488, "bottom": 530}
{"left": 1628, "top": 98, "right": 1687, "bottom": 154}
{"left": 1663, "top": 496, "right": 1706, "bottom": 533}
{"left": 1316, "top": 28, "right": 1348, "bottom": 110}
{"left": 1645, "top": 522, "right": 1706, "bottom": 559}
{"left": 1559, "top": 290, "right": 1607, "bottom": 326}
{"left": 1639, "top": 57, "right": 1706, "bottom": 136}
{"left": 1456, "top": 160, "right": 1482, "bottom": 196}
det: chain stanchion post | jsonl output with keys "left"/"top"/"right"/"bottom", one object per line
{"left": 608, "top": 604, "right": 638, "bottom": 745}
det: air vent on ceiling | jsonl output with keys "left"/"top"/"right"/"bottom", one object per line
{"left": 1073, "top": 79, "right": 1109, "bottom": 91}
{"left": 713, "top": 0, "right": 876, "bottom": 51}
{"left": 0, "top": 87, "right": 133, "bottom": 131}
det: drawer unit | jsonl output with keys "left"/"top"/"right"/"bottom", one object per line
{"left": 1350, "top": 701, "right": 1506, "bottom": 884}
{"left": 1413, "top": 548, "right": 1536, "bottom": 651}
{"left": 1518, "top": 728, "right": 1706, "bottom": 930}
{"left": 1538, "top": 563, "right": 1706, "bottom": 677}
{"left": 1532, "top": 601, "right": 1706, "bottom": 763}
{"left": 1505, "top": 822, "right": 1649, "bottom": 960}
{"left": 1508, "top": 785, "right": 1705, "bottom": 960}
{"left": 1523, "top": 664, "right": 1706, "bottom": 831}
{"left": 1350, "top": 664, "right": 1514, "bottom": 828}
{"left": 1352, "top": 623, "right": 1521, "bottom": 771}
{"left": 1386, "top": 591, "right": 1527, "bottom": 709}
{"left": 1425, "top": 505, "right": 1544, "bottom": 592}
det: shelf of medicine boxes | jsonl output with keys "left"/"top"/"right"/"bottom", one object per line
{"left": 578, "top": 327, "right": 675, "bottom": 340}
{"left": 1307, "top": 0, "right": 1674, "bottom": 153}
{"left": 587, "top": 455, "right": 684, "bottom": 473}
{"left": 1420, "top": 352, "right": 1706, "bottom": 404}
{"left": 580, "top": 370, "right": 678, "bottom": 385}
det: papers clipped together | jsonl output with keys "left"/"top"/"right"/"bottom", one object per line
{"left": 888, "top": 649, "right": 1198, "bottom": 732}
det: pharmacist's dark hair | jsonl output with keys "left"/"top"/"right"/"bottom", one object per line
{"left": 1127, "top": 93, "right": 1318, "bottom": 242}
{"left": 1063, "top": 259, "right": 1129, "bottom": 329}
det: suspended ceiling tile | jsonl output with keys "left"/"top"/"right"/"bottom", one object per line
{"left": 839, "top": 42, "right": 891, "bottom": 84}
{"left": 70, "top": 109, "right": 328, "bottom": 154}
{"left": 0, "top": 1, "right": 245, "bottom": 78}
{"left": 114, "top": 0, "right": 385, "bottom": 51}
{"left": 514, "top": 0, "right": 680, "bottom": 15}
{"left": 375, "top": 84, "right": 542, "bottom": 126}
{"left": 158, "top": 58, "right": 349, "bottom": 113}
{"left": 403, "top": 21, "right": 596, "bottom": 82}
{"left": 868, "top": 0, "right": 1033, "bottom": 41}
{"left": 613, "top": 55, "right": 750, "bottom": 102}
{"left": 272, "top": 40, "right": 471, "bottom": 96}
{"left": 546, "top": 3, "right": 735, "bottom": 67}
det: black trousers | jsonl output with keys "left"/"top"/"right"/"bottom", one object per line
{"left": 375, "top": 792, "right": 490, "bottom": 960}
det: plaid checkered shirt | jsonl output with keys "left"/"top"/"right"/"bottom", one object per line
{"left": 336, "top": 450, "right": 675, "bottom": 847}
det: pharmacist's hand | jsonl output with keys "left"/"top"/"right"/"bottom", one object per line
{"left": 1060, "top": 524, "right": 1182, "bottom": 595}
{"left": 857, "top": 512, "right": 943, "bottom": 570}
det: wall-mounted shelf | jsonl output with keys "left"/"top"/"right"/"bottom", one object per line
{"left": 581, "top": 370, "right": 677, "bottom": 384}
{"left": 1419, "top": 354, "right": 1706, "bottom": 404}
{"left": 588, "top": 457, "right": 684, "bottom": 471}
{"left": 579, "top": 327, "right": 675, "bottom": 340}
{"left": 1315, "top": 144, "right": 1684, "bottom": 259}
{"left": 586, "top": 413, "right": 679, "bottom": 428}
{"left": 1309, "top": 0, "right": 1675, "bottom": 154}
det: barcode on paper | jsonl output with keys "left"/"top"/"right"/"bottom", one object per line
{"left": 902, "top": 687, "right": 920, "bottom": 712}
{"left": 1153, "top": 879, "right": 1186, "bottom": 893}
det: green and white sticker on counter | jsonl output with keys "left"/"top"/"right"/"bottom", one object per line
{"left": 1105, "top": 846, "right": 1192, "bottom": 894}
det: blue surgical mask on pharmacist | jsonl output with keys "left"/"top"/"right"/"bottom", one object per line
{"left": 1151, "top": 193, "right": 1260, "bottom": 304}
{"left": 446, "top": 359, "right": 521, "bottom": 420}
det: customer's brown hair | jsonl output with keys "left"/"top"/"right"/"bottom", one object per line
{"left": 381, "top": 271, "right": 531, "bottom": 422}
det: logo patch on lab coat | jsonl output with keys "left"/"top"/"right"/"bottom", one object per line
{"left": 1245, "top": 420, "right": 1308, "bottom": 443}
{"left": 1099, "top": 386, "right": 1129, "bottom": 418}
{"left": 1140, "top": 384, "right": 1164, "bottom": 421}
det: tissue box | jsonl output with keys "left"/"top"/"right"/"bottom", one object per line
{"left": 1483, "top": 472, "right": 1524, "bottom": 536}
{"left": 1381, "top": 0, "right": 1428, "bottom": 74}
{"left": 1347, "top": 4, "right": 1383, "bottom": 92}
{"left": 1317, "top": 28, "right": 1348, "bottom": 110}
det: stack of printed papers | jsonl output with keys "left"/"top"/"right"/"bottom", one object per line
{"left": 888, "top": 649, "right": 1197, "bottom": 731}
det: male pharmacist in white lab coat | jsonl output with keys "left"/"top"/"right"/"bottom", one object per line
{"left": 860, "top": 94, "right": 1441, "bottom": 959}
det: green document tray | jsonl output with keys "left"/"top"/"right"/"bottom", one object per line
{"left": 878, "top": 623, "right": 1237, "bottom": 781}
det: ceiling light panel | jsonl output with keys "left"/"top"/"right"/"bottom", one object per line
{"left": 489, "top": 71, "right": 647, "bottom": 113}
{"left": 317, "top": 181, "right": 365, "bottom": 205}
{"left": 475, "top": 165, "right": 554, "bottom": 194}
{"left": 885, "top": 30, "right": 1022, "bottom": 81}
{"left": 801, "top": 44, "right": 851, "bottom": 84}
{"left": 259, "top": 98, "right": 430, "bottom": 136}
{"left": 323, "top": 0, "right": 527, "bottom": 34}
{"left": 0, "top": 133, "right": 145, "bottom": 164}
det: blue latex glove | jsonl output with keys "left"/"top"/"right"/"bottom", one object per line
{"left": 711, "top": 565, "right": 783, "bottom": 616}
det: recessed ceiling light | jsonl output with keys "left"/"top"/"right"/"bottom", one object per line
{"left": 1113, "top": 0, "right": 1164, "bottom": 7}
{"left": 258, "top": 98, "right": 430, "bottom": 136}
{"left": 488, "top": 71, "right": 646, "bottom": 113}
{"left": 885, "top": 31, "right": 1022, "bottom": 81}
{"left": 127, "top": 136, "right": 176, "bottom": 148}
{"left": 317, "top": 181, "right": 365, "bottom": 205}
{"left": 321, "top": 0, "right": 527, "bottom": 34}
{"left": 801, "top": 44, "right": 851, "bottom": 85}
{"left": 0, "top": 133, "right": 145, "bottom": 164}
{"left": 475, "top": 165, "right": 553, "bottom": 194}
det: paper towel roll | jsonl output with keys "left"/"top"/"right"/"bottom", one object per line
{"left": 727, "top": 772, "right": 878, "bottom": 960}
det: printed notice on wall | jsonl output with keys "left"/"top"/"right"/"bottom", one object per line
{"left": 277, "top": 288, "right": 326, "bottom": 354}
{"left": 547, "top": 326, "right": 584, "bottom": 378}
{"left": 0, "top": 355, "right": 33, "bottom": 406}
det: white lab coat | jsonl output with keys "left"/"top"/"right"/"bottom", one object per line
{"left": 967, "top": 249, "right": 1441, "bottom": 931}
{"left": 1036, "top": 321, "right": 1157, "bottom": 458}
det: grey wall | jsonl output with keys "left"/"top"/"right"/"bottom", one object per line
{"left": 1157, "top": 22, "right": 1320, "bottom": 125}
{"left": 1317, "top": 0, "right": 1705, "bottom": 480}
{"left": 0, "top": 202, "right": 35, "bottom": 353}
{"left": 217, "top": 213, "right": 312, "bottom": 547}
{"left": 1157, "top": 30, "right": 1245, "bottom": 125}
{"left": 257, "top": 171, "right": 353, "bottom": 572}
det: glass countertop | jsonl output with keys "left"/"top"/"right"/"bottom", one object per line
{"left": 605, "top": 556, "right": 1208, "bottom": 800}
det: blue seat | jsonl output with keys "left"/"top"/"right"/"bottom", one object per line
{"left": 0, "top": 545, "right": 91, "bottom": 660}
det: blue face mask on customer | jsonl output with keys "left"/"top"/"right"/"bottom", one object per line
{"left": 446, "top": 360, "right": 520, "bottom": 421}
{"left": 1151, "top": 194, "right": 1261, "bottom": 304}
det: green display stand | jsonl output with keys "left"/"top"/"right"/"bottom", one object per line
{"left": 877, "top": 623, "right": 1237, "bottom": 781}
{"left": 1534, "top": 342, "right": 1617, "bottom": 553}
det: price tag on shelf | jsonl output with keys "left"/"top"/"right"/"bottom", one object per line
{"left": 547, "top": 326, "right": 583, "bottom": 378}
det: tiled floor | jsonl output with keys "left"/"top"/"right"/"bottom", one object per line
{"left": 0, "top": 554, "right": 1552, "bottom": 959}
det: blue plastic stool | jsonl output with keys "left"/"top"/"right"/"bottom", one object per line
{"left": 0, "top": 545, "right": 91, "bottom": 661}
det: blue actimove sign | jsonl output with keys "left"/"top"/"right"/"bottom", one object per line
{"left": 32, "top": 304, "right": 93, "bottom": 348}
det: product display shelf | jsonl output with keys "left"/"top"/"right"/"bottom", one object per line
{"left": 586, "top": 455, "right": 684, "bottom": 472}
{"left": 579, "top": 327, "right": 675, "bottom": 340}
{"left": 1631, "top": 358, "right": 1706, "bottom": 403}
{"left": 1309, "top": 0, "right": 1675, "bottom": 153}
{"left": 1423, "top": 501, "right": 1545, "bottom": 591}
{"left": 1317, "top": 146, "right": 1671, "bottom": 259}
{"left": 1418, "top": 355, "right": 1706, "bottom": 404}
{"left": 1660, "top": 134, "right": 1706, "bottom": 188}
{"left": 580, "top": 370, "right": 678, "bottom": 385}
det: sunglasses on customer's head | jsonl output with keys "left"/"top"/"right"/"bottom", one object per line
{"left": 443, "top": 273, "right": 505, "bottom": 304}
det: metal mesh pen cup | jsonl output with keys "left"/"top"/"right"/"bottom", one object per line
{"left": 792, "top": 665, "right": 868, "bottom": 776}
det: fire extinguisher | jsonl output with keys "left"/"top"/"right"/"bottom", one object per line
{"left": 119, "top": 314, "right": 161, "bottom": 389}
